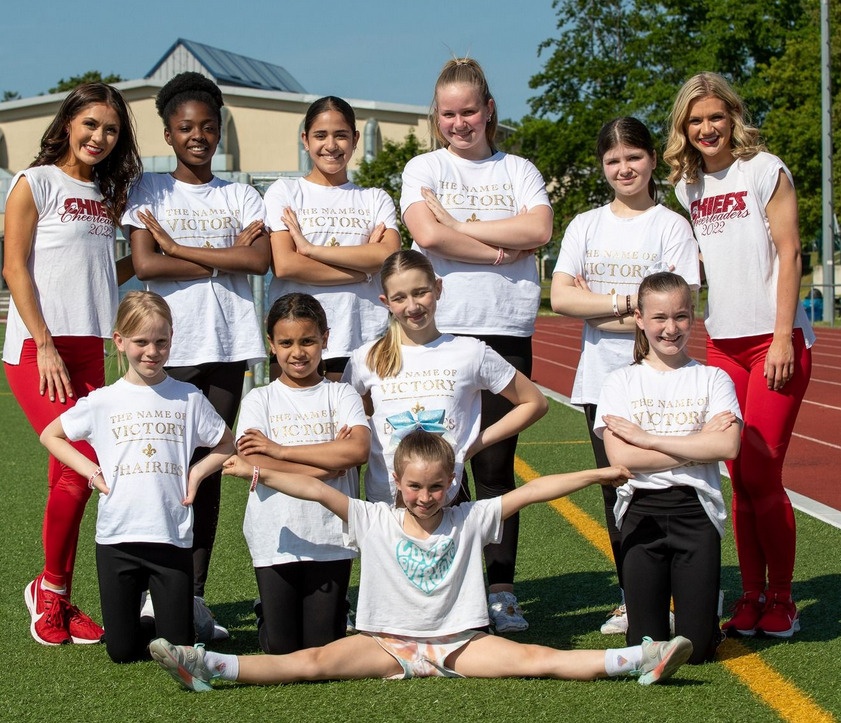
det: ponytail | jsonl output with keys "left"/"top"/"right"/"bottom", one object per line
{"left": 632, "top": 324, "right": 649, "bottom": 365}
{"left": 367, "top": 314, "right": 403, "bottom": 378}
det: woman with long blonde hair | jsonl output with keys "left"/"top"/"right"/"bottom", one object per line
{"left": 665, "top": 72, "right": 813, "bottom": 639}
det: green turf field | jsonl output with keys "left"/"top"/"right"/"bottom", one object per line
{"left": 1, "top": 342, "right": 839, "bottom": 722}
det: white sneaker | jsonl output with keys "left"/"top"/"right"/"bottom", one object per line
{"left": 193, "top": 596, "right": 229, "bottom": 643}
{"left": 600, "top": 604, "right": 628, "bottom": 634}
{"left": 488, "top": 591, "right": 529, "bottom": 633}
{"left": 140, "top": 590, "right": 155, "bottom": 619}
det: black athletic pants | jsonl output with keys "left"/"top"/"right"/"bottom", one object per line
{"left": 583, "top": 403, "right": 624, "bottom": 589}
{"left": 96, "top": 542, "right": 193, "bottom": 663}
{"left": 621, "top": 486, "right": 722, "bottom": 664}
{"left": 254, "top": 559, "right": 352, "bottom": 654}
{"left": 167, "top": 360, "right": 246, "bottom": 597}
{"left": 456, "top": 334, "right": 531, "bottom": 587}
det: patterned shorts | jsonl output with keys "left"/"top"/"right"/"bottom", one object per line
{"left": 366, "top": 630, "right": 480, "bottom": 679}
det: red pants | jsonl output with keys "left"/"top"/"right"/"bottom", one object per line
{"left": 5, "top": 336, "right": 104, "bottom": 590}
{"left": 706, "top": 330, "right": 811, "bottom": 597}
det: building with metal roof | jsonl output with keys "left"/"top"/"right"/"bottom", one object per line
{"left": 146, "top": 38, "right": 307, "bottom": 94}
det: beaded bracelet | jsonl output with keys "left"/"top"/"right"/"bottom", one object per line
{"left": 88, "top": 467, "right": 103, "bottom": 490}
{"left": 250, "top": 466, "right": 260, "bottom": 492}
{"left": 626, "top": 294, "right": 633, "bottom": 316}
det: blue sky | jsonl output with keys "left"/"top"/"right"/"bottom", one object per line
{"left": 1, "top": 1, "right": 560, "bottom": 122}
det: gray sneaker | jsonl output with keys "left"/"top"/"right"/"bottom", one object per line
{"left": 149, "top": 638, "right": 215, "bottom": 692}
{"left": 194, "top": 596, "right": 229, "bottom": 642}
{"left": 634, "top": 636, "right": 693, "bottom": 685}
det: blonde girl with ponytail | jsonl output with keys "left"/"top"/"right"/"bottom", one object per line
{"left": 342, "top": 249, "right": 547, "bottom": 511}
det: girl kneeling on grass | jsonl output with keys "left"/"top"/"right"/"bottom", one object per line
{"left": 40, "top": 292, "right": 235, "bottom": 663}
{"left": 594, "top": 272, "right": 741, "bottom": 663}
{"left": 235, "top": 293, "right": 370, "bottom": 654}
{"left": 150, "top": 429, "right": 692, "bottom": 689}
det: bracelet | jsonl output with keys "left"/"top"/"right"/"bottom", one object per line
{"left": 492, "top": 247, "right": 504, "bottom": 266}
{"left": 88, "top": 467, "right": 102, "bottom": 490}
{"left": 211, "top": 268, "right": 219, "bottom": 278}
{"left": 611, "top": 291, "right": 620, "bottom": 317}
{"left": 250, "top": 466, "right": 260, "bottom": 492}
{"left": 625, "top": 294, "right": 632, "bottom": 316}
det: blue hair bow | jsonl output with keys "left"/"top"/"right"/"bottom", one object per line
{"left": 386, "top": 409, "right": 451, "bottom": 450}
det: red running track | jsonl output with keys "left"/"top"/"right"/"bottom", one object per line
{"left": 533, "top": 316, "right": 841, "bottom": 515}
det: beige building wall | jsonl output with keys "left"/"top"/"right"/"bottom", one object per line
{"left": 0, "top": 81, "right": 428, "bottom": 177}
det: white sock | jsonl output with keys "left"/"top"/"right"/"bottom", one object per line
{"left": 41, "top": 579, "right": 67, "bottom": 595}
{"left": 604, "top": 645, "right": 643, "bottom": 677}
{"left": 203, "top": 651, "right": 239, "bottom": 681}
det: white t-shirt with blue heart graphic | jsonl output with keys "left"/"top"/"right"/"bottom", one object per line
{"left": 346, "top": 496, "right": 502, "bottom": 637}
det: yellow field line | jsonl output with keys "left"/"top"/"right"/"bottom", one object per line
{"left": 514, "top": 455, "right": 837, "bottom": 723}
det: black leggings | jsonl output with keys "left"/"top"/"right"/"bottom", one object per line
{"left": 583, "top": 403, "right": 624, "bottom": 589}
{"left": 254, "top": 559, "right": 352, "bottom": 654}
{"left": 166, "top": 360, "right": 246, "bottom": 597}
{"left": 621, "top": 487, "right": 722, "bottom": 664}
{"left": 96, "top": 542, "right": 193, "bottom": 664}
{"left": 455, "top": 334, "right": 532, "bottom": 587}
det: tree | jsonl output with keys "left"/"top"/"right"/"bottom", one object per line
{"left": 757, "top": 0, "right": 841, "bottom": 249}
{"left": 508, "top": 0, "right": 808, "bottom": 231}
{"left": 353, "top": 130, "right": 427, "bottom": 248}
{"left": 2, "top": 90, "right": 21, "bottom": 102}
{"left": 49, "top": 71, "right": 123, "bottom": 94}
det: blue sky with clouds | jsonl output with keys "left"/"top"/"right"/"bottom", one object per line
{"left": 1, "top": 0, "right": 560, "bottom": 121}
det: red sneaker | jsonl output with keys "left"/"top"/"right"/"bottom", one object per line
{"left": 721, "top": 592, "right": 765, "bottom": 637}
{"left": 756, "top": 593, "right": 800, "bottom": 638}
{"left": 24, "top": 576, "right": 70, "bottom": 646}
{"left": 67, "top": 603, "right": 105, "bottom": 644}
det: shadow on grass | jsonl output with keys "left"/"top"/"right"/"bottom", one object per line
{"left": 201, "top": 571, "right": 622, "bottom": 655}
{"left": 201, "top": 567, "right": 841, "bottom": 663}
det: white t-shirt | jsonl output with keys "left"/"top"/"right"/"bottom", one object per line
{"left": 264, "top": 177, "right": 398, "bottom": 359}
{"left": 400, "top": 149, "right": 551, "bottom": 337}
{"left": 121, "top": 173, "right": 267, "bottom": 366}
{"left": 3, "top": 166, "right": 118, "bottom": 364}
{"left": 675, "top": 152, "right": 815, "bottom": 345}
{"left": 346, "top": 496, "right": 503, "bottom": 636}
{"left": 236, "top": 378, "right": 368, "bottom": 566}
{"left": 342, "top": 334, "right": 515, "bottom": 503}
{"left": 59, "top": 377, "right": 226, "bottom": 547}
{"left": 553, "top": 204, "right": 701, "bottom": 405}
{"left": 593, "top": 359, "right": 741, "bottom": 537}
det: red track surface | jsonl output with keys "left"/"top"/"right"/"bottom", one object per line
{"left": 533, "top": 316, "right": 841, "bottom": 513}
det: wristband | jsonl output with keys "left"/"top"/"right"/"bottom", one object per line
{"left": 611, "top": 291, "right": 620, "bottom": 317}
{"left": 493, "top": 247, "right": 504, "bottom": 266}
{"left": 626, "top": 294, "right": 632, "bottom": 316}
{"left": 250, "top": 466, "right": 260, "bottom": 492}
{"left": 88, "top": 467, "right": 103, "bottom": 490}
{"left": 211, "top": 268, "right": 219, "bottom": 278}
